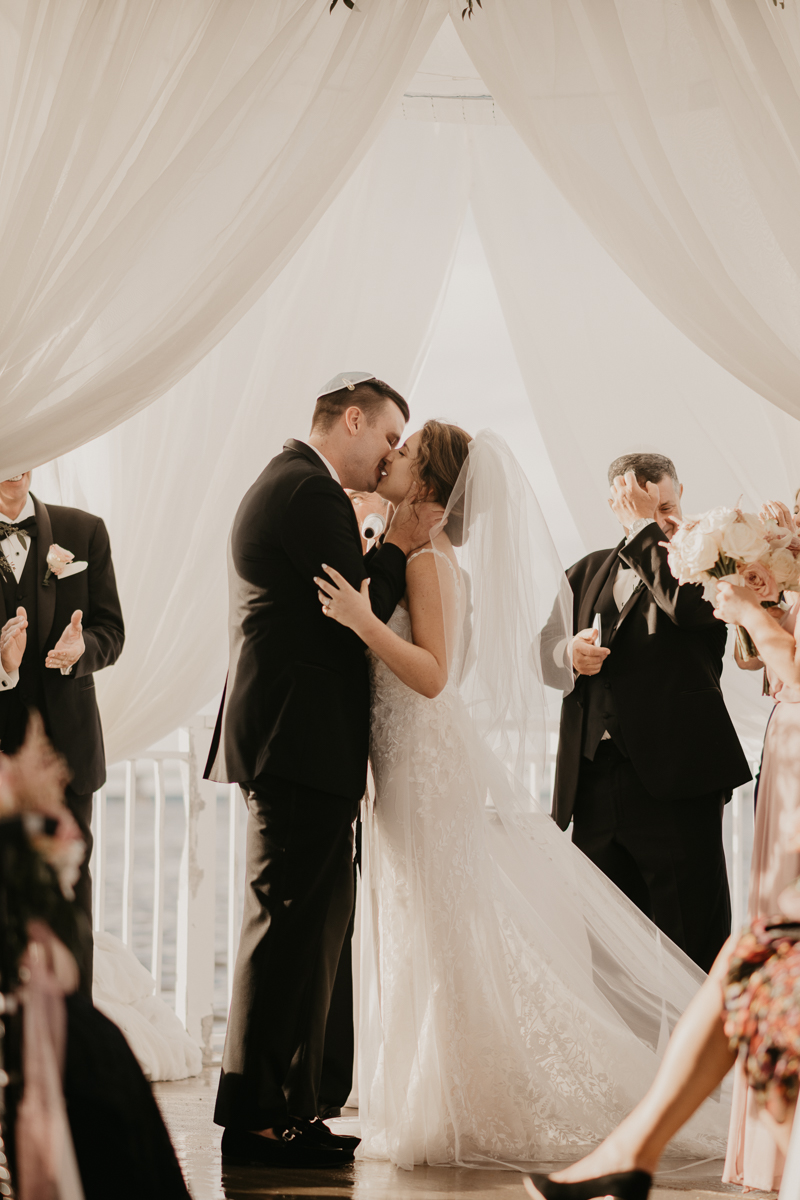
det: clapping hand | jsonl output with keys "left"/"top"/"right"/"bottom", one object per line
{"left": 45, "top": 609, "right": 85, "bottom": 670}
{"left": 0, "top": 607, "right": 28, "bottom": 673}
{"left": 761, "top": 499, "right": 797, "bottom": 533}
{"left": 315, "top": 567, "right": 373, "bottom": 637}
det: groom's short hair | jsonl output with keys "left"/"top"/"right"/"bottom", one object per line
{"left": 607, "top": 452, "right": 679, "bottom": 489}
{"left": 311, "top": 379, "right": 409, "bottom": 433}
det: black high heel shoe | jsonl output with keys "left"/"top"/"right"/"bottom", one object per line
{"left": 523, "top": 1169, "right": 652, "bottom": 1200}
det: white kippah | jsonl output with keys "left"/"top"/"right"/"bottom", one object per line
{"left": 317, "top": 371, "right": 375, "bottom": 398}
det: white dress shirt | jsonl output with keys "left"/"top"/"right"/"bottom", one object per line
{"left": 0, "top": 495, "right": 75, "bottom": 688}
{"left": 565, "top": 520, "right": 649, "bottom": 676}
{"left": 611, "top": 517, "right": 652, "bottom": 612}
{"left": 0, "top": 495, "right": 35, "bottom": 692}
{"left": 0, "top": 492, "right": 36, "bottom": 691}
{"left": 298, "top": 441, "right": 341, "bottom": 486}
{"left": 0, "top": 495, "right": 35, "bottom": 583}
{"left": 612, "top": 564, "right": 638, "bottom": 611}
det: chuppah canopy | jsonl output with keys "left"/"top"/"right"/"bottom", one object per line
{"left": 6, "top": 3, "right": 800, "bottom": 761}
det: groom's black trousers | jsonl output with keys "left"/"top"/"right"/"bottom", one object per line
{"left": 571, "top": 741, "right": 731, "bottom": 974}
{"left": 214, "top": 775, "right": 358, "bottom": 1131}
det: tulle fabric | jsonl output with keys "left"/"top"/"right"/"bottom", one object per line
{"left": 357, "top": 430, "right": 731, "bottom": 1169}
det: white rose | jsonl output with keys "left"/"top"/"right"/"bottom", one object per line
{"left": 672, "top": 528, "right": 719, "bottom": 575}
{"left": 667, "top": 543, "right": 686, "bottom": 580}
{"left": 697, "top": 506, "right": 737, "bottom": 543}
{"left": 769, "top": 547, "right": 800, "bottom": 589}
{"left": 719, "top": 516, "right": 768, "bottom": 564}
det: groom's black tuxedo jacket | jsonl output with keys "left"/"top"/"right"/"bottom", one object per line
{"left": 205, "top": 440, "right": 407, "bottom": 800}
{"left": 545, "top": 521, "right": 751, "bottom": 830}
{"left": 0, "top": 494, "right": 125, "bottom": 794}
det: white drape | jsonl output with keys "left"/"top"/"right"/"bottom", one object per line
{"left": 30, "top": 9, "right": 800, "bottom": 763}
{"left": 456, "top": 0, "right": 800, "bottom": 422}
{"left": 38, "top": 105, "right": 790, "bottom": 764}
{"left": 466, "top": 122, "right": 794, "bottom": 757}
{"left": 0, "top": 0, "right": 446, "bottom": 478}
{"left": 468, "top": 124, "right": 800, "bottom": 551}
{"left": 36, "top": 120, "right": 470, "bottom": 765}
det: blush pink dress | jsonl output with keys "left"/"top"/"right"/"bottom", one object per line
{"left": 723, "top": 599, "right": 800, "bottom": 1192}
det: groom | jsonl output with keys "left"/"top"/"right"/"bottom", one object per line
{"left": 549, "top": 452, "right": 751, "bottom": 973}
{"left": 206, "top": 373, "right": 442, "bottom": 1168}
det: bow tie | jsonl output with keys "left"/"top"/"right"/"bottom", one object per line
{"left": 0, "top": 516, "right": 37, "bottom": 546}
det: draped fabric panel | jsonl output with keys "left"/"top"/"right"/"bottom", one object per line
{"left": 38, "top": 107, "right": 787, "bottom": 763}
{"left": 468, "top": 122, "right": 792, "bottom": 756}
{"left": 35, "top": 120, "right": 470, "bottom": 765}
{"left": 25, "top": 6, "right": 800, "bottom": 763}
{"left": 0, "top": 0, "right": 447, "bottom": 478}
{"left": 455, "top": 0, "right": 800, "bottom": 422}
{"left": 468, "top": 125, "right": 800, "bottom": 551}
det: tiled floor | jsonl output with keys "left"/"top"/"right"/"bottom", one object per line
{"left": 154, "top": 1070, "right": 775, "bottom": 1200}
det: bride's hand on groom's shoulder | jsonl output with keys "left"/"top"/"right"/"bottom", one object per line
{"left": 385, "top": 497, "right": 446, "bottom": 555}
{"left": 315, "top": 566, "right": 374, "bottom": 636}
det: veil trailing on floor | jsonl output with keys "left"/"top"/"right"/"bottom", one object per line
{"left": 358, "top": 429, "right": 730, "bottom": 1169}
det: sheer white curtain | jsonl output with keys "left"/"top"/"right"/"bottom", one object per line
{"left": 36, "top": 120, "right": 470, "bottom": 764}
{"left": 0, "top": 0, "right": 446, "bottom": 478}
{"left": 468, "top": 122, "right": 796, "bottom": 755}
{"left": 456, "top": 0, "right": 800, "bottom": 422}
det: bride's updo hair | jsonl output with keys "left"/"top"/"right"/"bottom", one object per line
{"left": 414, "top": 420, "right": 472, "bottom": 545}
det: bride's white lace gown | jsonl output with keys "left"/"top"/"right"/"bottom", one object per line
{"left": 358, "top": 551, "right": 730, "bottom": 1169}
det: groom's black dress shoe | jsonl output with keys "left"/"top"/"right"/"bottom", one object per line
{"left": 289, "top": 1115, "right": 360, "bottom": 1153}
{"left": 318, "top": 1104, "right": 342, "bottom": 1119}
{"left": 220, "top": 1125, "right": 353, "bottom": 1168}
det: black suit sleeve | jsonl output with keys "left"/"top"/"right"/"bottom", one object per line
{"left": 74, "top": 518, "right": 125, "bottom": 678}
{"left": 281, "top": 476, "right": 406, "bottom": 624}
{"left": 619, "top": 522, "right": 718, "bottom": 629}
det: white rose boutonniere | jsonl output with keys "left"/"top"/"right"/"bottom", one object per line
{"left": 43, "top": 544, "right": 88, "bottom": 587}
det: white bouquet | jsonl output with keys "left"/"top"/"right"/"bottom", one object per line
{"left": 666, "top": 506, "right": 800, "bottom": 659}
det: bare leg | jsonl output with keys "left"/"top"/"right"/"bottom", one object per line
{"left": 759, "top": 1099, "right": 797, "bottom": 1159}
{"left": 532, "top": 938, "right": 737, "bottom": 1192}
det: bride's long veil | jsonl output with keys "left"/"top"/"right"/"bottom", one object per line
{"left": 429, "top": 430, "right": 730, "bottom": 1155}
{"left": 439, "top": 429, "right": 574, "bottom": 782}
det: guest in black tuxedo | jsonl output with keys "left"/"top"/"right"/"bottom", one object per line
{"left": 206, "top": 373, "right": 443, "bottom": 1169}
{"left": 0, "top": 469, "right": 124, "bottom": 992}
{"left": 547, "top": 453, "right": 751, "bottom": 973}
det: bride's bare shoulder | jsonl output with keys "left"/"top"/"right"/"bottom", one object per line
{"left": 406, "top": 534, "right": 460, "bottom": 592}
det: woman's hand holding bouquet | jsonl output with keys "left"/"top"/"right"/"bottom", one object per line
{"left": 666, "top": 504, "right": 800, "bottom": 660}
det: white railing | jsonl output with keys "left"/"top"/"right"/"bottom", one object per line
{"left": 90, "top": 715, "right": 243, "bottom": 1064}
{"left": 91, "top": 715, "right": 757, "bottom": 1065}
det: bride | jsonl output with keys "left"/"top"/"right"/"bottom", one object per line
{"left": 316, "top": 423, "right": 730, "bottom": 1171}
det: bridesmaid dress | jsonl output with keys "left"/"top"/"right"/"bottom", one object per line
{"left": 723, "top": 599, "right": 800, "bottom": 1193}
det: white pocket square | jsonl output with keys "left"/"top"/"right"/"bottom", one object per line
{"left": 57, "top": 561, "right": 88, "bottom": 579}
